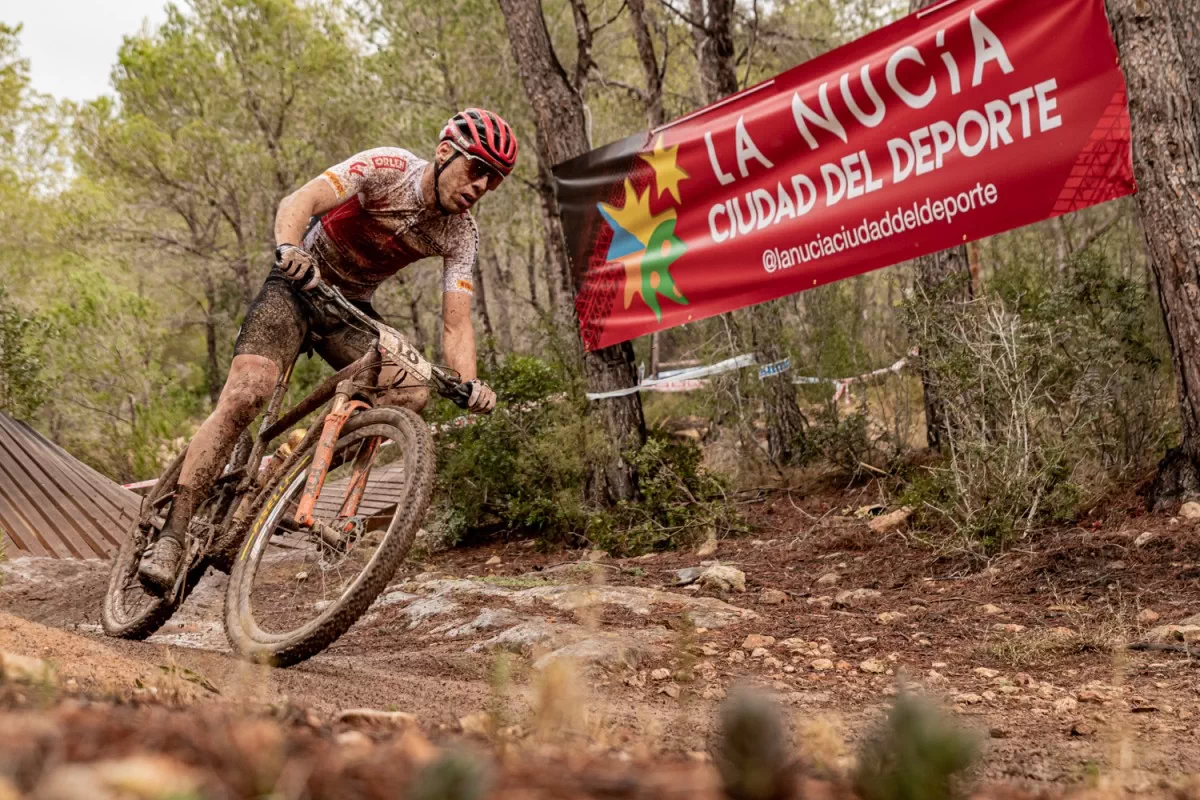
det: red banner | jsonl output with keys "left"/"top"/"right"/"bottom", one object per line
{"left": 554, "top": 0, "right": 1135, "bottom": 351}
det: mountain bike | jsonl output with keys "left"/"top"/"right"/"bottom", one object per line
{"left": 101, "top": 280, "right": 472, "bottom": 667}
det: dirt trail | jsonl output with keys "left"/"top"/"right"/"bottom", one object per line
{"left": 2, "top": 491, "right": 1200, "bottom": 791}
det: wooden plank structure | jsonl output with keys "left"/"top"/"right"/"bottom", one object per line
{"left": 313, "top": 462, "right": 407, "bottom": 519}
{"left": 0, "top": 413, "right": 140, "bottom": 559}
{"left": 0, "top": 411, "right": 408, "bottom": 559}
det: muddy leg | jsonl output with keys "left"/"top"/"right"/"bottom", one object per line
{"left": 162, "top": 354, "right": 280, "bottom": 545}
{"left": 376, "top": 364, "right": 430, "bottom": 413}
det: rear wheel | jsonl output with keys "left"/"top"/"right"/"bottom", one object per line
{"left": 223, "top": 407, "right": 434, "bottom": 668}
{"left": 102, "top": 457, "right": 230, "bottom": 639}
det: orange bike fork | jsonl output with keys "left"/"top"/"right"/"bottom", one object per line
{"left": 293, "top": 392, "right": 370, "bottom": 528}
{"left": 337, "top": 437, "right": 380, "bottom": 523}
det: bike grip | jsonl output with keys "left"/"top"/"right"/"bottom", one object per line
{"left": 446, "top": 382, "right": 473, "bottom": 410}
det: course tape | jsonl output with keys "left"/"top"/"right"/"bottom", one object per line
{"left": 586, "top": 352, "right": 911, "bottom": 400}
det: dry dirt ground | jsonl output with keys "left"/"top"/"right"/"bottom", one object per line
{"left": 2, "top": 483, "right": 1200, "bottom": 797}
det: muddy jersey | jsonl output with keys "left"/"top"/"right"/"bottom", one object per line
{"left": 304, "top": 147, "right": 477, "bottom": 301}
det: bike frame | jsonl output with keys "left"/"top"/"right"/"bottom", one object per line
{"left": 177, "top": 282, "right": 468, "bottom": 566}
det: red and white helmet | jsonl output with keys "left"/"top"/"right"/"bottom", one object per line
{"left": 440, "top": 108, "right": 519, "bottom": 176}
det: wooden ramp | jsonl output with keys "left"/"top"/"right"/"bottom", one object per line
{"left": 0, "top": 413, "right": 140, "bottom": 559}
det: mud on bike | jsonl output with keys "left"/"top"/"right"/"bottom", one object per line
{"left": 102, "top": 280, "right": 473, "bottom": 667}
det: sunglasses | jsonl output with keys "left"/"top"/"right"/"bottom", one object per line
{"left": 450, "top": 144, "right": 505, "bottom": 190}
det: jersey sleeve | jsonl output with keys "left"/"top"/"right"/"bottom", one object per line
{"left": 442, "top": 214, "right": 479, "bottom": 296}
{"left": 320, "top": 147, "right": 415, "bottom": 203}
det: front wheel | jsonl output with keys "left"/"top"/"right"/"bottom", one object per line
{"left": 223, "top": 406, "right": 434, "bottom": 668}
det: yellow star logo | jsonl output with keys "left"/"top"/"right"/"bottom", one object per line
{"left": 598, "top": 179, "right": 675, "bottom": 248}
{"left": 638, "top": 134, "right": 689, "bottom": 204}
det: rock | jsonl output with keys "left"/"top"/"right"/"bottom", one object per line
{"left": 584, "top": 549, "right": 609, "bottom": 563}
{"left": 0, "top": 652, "right": 54, "bottom": 685}
{"left": 859, "top": 659, "right": 886, "bottom": 674}
{"left": 672, "top": 567, "right": 704, "bottom": 586}
{"left": 1047, "top": 627, "right": 1075, "bottom": 638}
{"left": 1134, "top": 531, "right": 1158, "bottom": 549}
{"left": 1076, "top": 689, "right": 1106, "bottom": 704}
{"left": 835, "top": 588, "right": 882, "bottom": 608}
{"left": 485, "top": 555, "right": 502, "bottom": 566}
{"left": 816, "top": 572, "right": 840, "bottom": 586}
{"left": 513, "top": 583, "right": 755, "bottom": 629}
{"left": 651, "top": 668, "right": 672, "bottom": 681}
{"left": 696, "top": 532, "right": 719, "bottom": 557}
{"left": 760, "top": 588, "right": 788, "bottom": 605}
{"left": 811, "top": 658, "right": 835, "bottom": 671}
{"left": 728, "top": 650, "right": 746, "bottom": 664}
{"left": 783, "top": 665, "right": 796, "bottom": 674}
{"left": 1070, "top": 721, "right": 1097, "bottom": 737}
{"left": 751, "top": 648, "right": 769, "bottom": 659}
{"left": 868, "top": 506, "right": 913, "bottom": 534}
{"left": 806, "top": 596, "right": 834, "bottom": 609}
{"left": 1137, "top": 609, "right": 1162, "bottom": 625}
{"left": 1014, "top": 672, "right": 1035, "bottom": 686}
{"left": 443, "top": 608, "right": 524, "bottom": 639}
{"left": 698, "top": 564, "right": 746, "bottom": 593}
{"left": 336, "top": 709, "right": 419, "bottom": 730}
{"left": 1181, "top": 502, "right": 1200, "bottom": 520}
{"left": 701, "top": 685, "right": 727, "bottom": 701}
{"left": 1054, "top": 697, "right": 1079, "bottom": 714}
{"left": 659, "top": 683, "right": 681, "bottom": 699}
{"left": 459, "top": 712, "right": 493, "bottom": 737}
{"left": 1146, "top": 619, "right": 1200, "bottom": 644}
{"left": 989, "top": 726, "right": 1010, "bottom": 739}
{"left": 980, "top": 604, "right": 1004, "bottom": 615}
{"left": 955, "top": 693, "right": 984, "bottom": 705}
{"left": 742, "top": 634, "right": 776, "bottom": 650}
{"left": 876, "top": 611, "right": 907, "bottom": 624}
{"left": 973, "top": 667, "right": 1000, "bottom": 680}
{"left": 992, "top": 623, "right": 1027, "bottom": 634}
{"left": 926, "top": 670, "right": 948, "bottom": 686}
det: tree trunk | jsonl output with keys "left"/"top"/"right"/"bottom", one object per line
{"left": 689, "top": 0, "right": 738, "bottom": 104}
{"left": 497, "top": 0, "right": 647, "bottom": 504}
{"left": 690, "top": 0, "right": 808, "bottom": 466}
{"left": 1108, "top": 0, "right": 1200, "bottom": 509}
{"left": 491, "top": 249, "right": 515, "bottom": 353}
{"left": 202, "top": 276, "right": 221, "bottom": 406}
{"left": 526, "top": 238, "right": 542, "bottom": 312}
{"left": 907, "top": 0, "right": 974, "bottom": 454}
{"left": 1167, "top": 0, "right": 1199, "bottom": 100}
{"left": 472, "top": 251, "right": 496, "bottom": 346}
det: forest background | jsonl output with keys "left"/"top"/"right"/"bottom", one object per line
{"left": 0, "top": 0, "right": 1187, "bottom": 558}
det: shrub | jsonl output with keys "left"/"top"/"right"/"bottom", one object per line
{"left": 902, "top": 250, "right": 1173, "bottom": 551}
{"left": 432, "top": 353, "right": 738, "bottom": 555}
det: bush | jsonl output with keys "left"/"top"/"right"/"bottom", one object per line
{"left": 902, "top": 251, "right": 1173, "bottom": 551}
{"left": 432, "top": 353, "right": 739, "bottom": 555}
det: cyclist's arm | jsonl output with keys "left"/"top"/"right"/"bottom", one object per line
{"left": 442, "top": 292, "right": 477, "bottom": 382}
{"left": 275, "top": 176, "right": 340, "bottom": 246}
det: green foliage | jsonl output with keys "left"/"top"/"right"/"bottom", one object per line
{"left": 902, "top": 248, "right": 1173, "bottom": 550}
{"left": 434, "top": 353, "right": 737, "bottom": 555}
{"left": 853, "top": 691, "right": 978, "bottom": 800}
{"left": 714, "top": 688, "right": 794, "bottom": 800}
{"left": 0, "top": 287, "right": 53, "bottom": 419}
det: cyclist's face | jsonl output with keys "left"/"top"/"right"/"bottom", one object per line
{"left": 436, "top": 142, "right": 502, "bottom": 213}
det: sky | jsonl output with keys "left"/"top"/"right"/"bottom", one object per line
{"left": 2, "top": 0, "right": 169, "bottom": 102}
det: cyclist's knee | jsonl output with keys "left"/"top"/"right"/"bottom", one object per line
{"left": 380, "top": 385, "right": 429, "bottom": 412}
{"left": 221, "top": 356, "right": 278, "bottom": 422}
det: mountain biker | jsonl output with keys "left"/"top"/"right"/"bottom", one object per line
{"left": 138, "top": 108, "right": 518, "bottom": 593}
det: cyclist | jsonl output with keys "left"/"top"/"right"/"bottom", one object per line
{"left": 138, "top": 108, "right": 518, "bottom": 593}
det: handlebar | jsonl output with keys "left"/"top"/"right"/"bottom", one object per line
{"left": 307, "top": 277, "right": 474, "bottom": 410}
